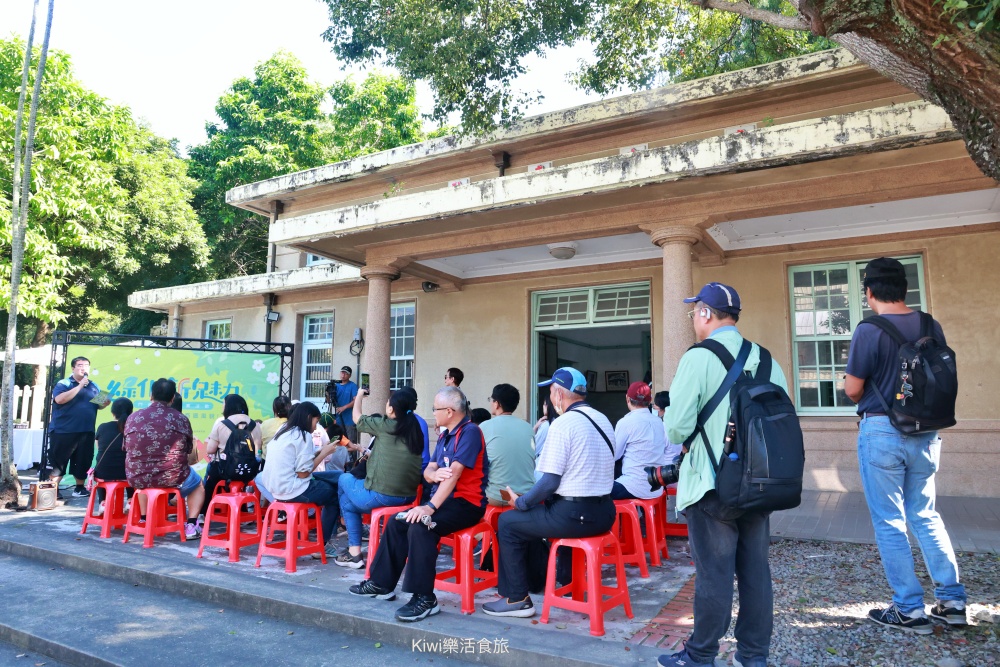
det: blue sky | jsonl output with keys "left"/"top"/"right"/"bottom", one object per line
{"left": 1, "top": 0, "right": 601, "bottom": 154}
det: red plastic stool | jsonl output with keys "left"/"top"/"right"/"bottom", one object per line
{"left": 662, "top": 486, "right": 688, "bottom": 538}
{"left": 479, "top": 504, "right": 513, "bottom": 566}
{"left": 122, "top": 487, "right": 186, "bottom": 548}
{"left": 540, "top": 532, "right": 633, "bottom": 636}
{"left": 612, "top": 500, "right": 649, "bottom": 578}
{"left": 212, "top": 480, "right": 260, "bottom": 525}
{"left": 198, "top": 492, "right": 261, "bottom": 562}
{"left": 434, "top": 520, "right": 499, "bottom": 614}
{"left": 256, "top": 501, "right": 324, "bottom": 573}
{"left": 81, "top": 480, "right": 131, "bottom": 538}
{"left": 363, "top": 501, "right": 417, "bottom": 578}
{"left": 627, "top": 495, "right": 668, "bottom": 565}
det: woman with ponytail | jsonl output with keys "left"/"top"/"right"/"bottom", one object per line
{"left": 334, "top": 388, "right": 423, "bottom": 568}
{"left": 93, "top": 398, "right": 134, "bottom": 513}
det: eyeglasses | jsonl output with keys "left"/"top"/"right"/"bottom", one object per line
{"left": 487, "top": 397, "right": 496, "bottom": 403}
{"left": 432, "top": 406, "right": 451, "bottom": 412}
{"left": 687, "top": 309, "right": 698, "bottom": 320}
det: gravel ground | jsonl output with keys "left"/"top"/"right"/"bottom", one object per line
{"left": 717, "top": 540, "right": 1000, "bottom": 667}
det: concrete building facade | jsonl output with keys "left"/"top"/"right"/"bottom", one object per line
{"left": 129, "top": 49, "right": 1000, "bottom": 498}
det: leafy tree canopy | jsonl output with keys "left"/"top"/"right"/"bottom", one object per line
{"left": 319, "top": 0, "right": 831, "bottom": 130}
{"left": 189, "top": 52, "right": 431, "bottom": 278}
{"left": 0, "top": 37, "right": 209, "bottom": 334}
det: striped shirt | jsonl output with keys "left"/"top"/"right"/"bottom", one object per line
{"left": 536, "top": 403, "right": 615, "bottom": 497}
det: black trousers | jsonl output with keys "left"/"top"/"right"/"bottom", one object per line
{"left": 369, "top": 497, "right": 484, "bottom": 596}
{"left": 497, "top": 496, "right": 616, "bottom": 600}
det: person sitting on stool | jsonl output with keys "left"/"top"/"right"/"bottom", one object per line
{"left": 482, "top": 367, "right": 616, "bottom": 618}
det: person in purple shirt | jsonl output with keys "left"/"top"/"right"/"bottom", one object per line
{"left": 845, "top": 257, "right": 967, "bottom": 634}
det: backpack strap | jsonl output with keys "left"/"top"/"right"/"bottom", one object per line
{"left": 918, "top": 310, "right": 934, "bottom": 340}
{"left": 862, "top": 315, "right": 908, "bottom": 347}
{"left": 682, "top": 339, "right": 752, "bottom": 474}
{"left": 221, "top": 418, "right": 250, "bottom": 432}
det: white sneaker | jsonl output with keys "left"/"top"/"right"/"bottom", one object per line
{"left": 95, "top": 502, "right": 105, "bottom": 517}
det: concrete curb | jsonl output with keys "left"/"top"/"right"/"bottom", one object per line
{"left": 0, "top": 624, "right": 119, "bottom": 667}
{"left": 0, "top": 532, "right": 662, "bottom": 667}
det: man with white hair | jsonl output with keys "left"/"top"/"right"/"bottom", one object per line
{"left": 482, "top": 367, "right": 616, "bottom": 618}
{"left": 349, "top": 385, "right": 488, "bottom": 623}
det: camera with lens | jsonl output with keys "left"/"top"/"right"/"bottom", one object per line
{"left": 324, "top": 379, "right": 339, "bottom": 407}
{"left": 645, "top": 452, "right": 684, "bottom": 492}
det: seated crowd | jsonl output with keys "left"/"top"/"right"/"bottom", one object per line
{"left": 91, "top": 362, "right": 670, "bottom": 624}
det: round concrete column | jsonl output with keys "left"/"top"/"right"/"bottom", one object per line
{"left": 360, "top": 265, "right": 398, "bottom": 412}
{"left": 648, "top": 227, "right": 703, "bottom": 385}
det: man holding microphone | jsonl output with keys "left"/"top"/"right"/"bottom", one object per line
{"left": 47, "top": 356, "right": 110, "bottom": 499}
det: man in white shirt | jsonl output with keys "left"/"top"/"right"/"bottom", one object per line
{"left": 482, "top": 367, "right": 616, "bottom": 618}
{"left": 613, "top": 382, "right": 667, "bottom": 500}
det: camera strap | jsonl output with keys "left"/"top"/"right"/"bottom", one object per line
{"left": 682, "top": 339, "right": 751, "bottom": 474}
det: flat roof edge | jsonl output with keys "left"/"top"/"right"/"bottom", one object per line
{"left": 128, "top": 264, "right": 363, "bottom": 311}
{"left": 226, "top": 49, "right": 860, "bottom": 207}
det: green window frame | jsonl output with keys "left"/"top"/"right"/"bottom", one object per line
{"left": 532, "top": 282, "right": 651, "bottom": 330}
{"left": 789, "top": 256, "right": 926, "bottom": 414}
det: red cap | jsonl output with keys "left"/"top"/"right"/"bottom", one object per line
{"left": 627, "top": 381, "right": 652, "bottom": 405}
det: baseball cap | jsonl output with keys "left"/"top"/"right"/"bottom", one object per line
{"left": 683, "top": 282, "right": 741, "bottom": 315}
{"left": 340, "top": 366, "right": 352, "bottom": 375}
{"left": 538, "top": 367, "right": 588, "bottom": 395}
{"left": 626, "top": 381, "right": 652, "bottom": 405}
{"left": 862, "top": 257, "right": 906, "bottom": 285}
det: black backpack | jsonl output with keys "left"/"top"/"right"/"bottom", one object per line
{"left": 862, "top": 312, "right": 957, "bottom": 434}
{"left": 216, "top": 418, "right": 259, "bottom": 482}
{"left": 684, "top": 339, "right": 804, "bottom": 512}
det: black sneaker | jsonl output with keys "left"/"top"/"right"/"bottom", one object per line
{"left": 868, "top": 604, "right": 933, "bottom": 635}
{"left": 349, "top": 579, "right": 395, "bottom": 601}
{"left": 72, "top": 487, "right": 90, "bottom": 498}
{"left": 929, "top": 600, "right": 967, "bottom": 626}
{"left": 395, "top": 593, "right": 440, "bottom": 622}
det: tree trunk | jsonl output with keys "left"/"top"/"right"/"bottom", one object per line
{"left": 1, "top": 0, "right": 53, "bottom": 509}
{"left": 796, "top": 0, "right": 1000, "bottom": 181}
{"left": 29, "top": 320, "right": 50, "bottom": 386}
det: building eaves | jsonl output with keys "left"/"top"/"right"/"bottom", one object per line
{"left": 127, "top": 263, "right": 362, "bottom": 311}
{"left": 268, "top": 100, "right": 958, "bottom": 246}
{"left": 226, "top": 49, "right": 861, "bottom": 209}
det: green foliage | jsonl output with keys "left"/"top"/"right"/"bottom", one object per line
{"left": 0, "top": 38, "right": 209, "bottom": 332}
{"left": 935, "top": 0, "right": 999, "bottom": 34}
{"left": 189, "top": 53, "right": 428, "bottom": 278}
{"left": 319, "top": 0, "right": 831, "bottom": 131}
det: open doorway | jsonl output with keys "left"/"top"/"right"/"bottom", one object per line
{"left": 531, "top": 283, "right": 652, "bottom": 426}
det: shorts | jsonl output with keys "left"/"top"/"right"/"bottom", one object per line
{"left": 179, "top": 468, "right": 202, "bottom": 498}
{"left": 48, "top": 431, "right": 95, "bottom": 480}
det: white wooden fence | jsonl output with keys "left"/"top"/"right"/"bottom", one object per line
{"left": 13, "top": 382, "right": 46, "bottom": 429}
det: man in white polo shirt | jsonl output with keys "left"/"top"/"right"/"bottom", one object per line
{"left": 482, "top": 367, "right": 616, "bottom": 618}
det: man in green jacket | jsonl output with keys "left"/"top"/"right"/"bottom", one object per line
{"left": 658, "top": 283, "right": 788, "bottom": 667}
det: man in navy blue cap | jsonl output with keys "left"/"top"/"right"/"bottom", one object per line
{"left": 659, "top": 283, "right": 788, "bottom": 667}
{"left": 482, "top": 367, "right": 617, "bottom": 618}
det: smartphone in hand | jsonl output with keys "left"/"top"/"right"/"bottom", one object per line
{"left": 500, "top": 488, "right": 512, "bottom": 501}
{"left": 360, "top": 372, "right": 370, "bottom": 392}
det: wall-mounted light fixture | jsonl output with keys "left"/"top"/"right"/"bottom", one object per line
{"left": 265, "top": 310, "right": 280, "bottom": 323}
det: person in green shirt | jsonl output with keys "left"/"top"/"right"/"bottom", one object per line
{"left": 659, "top": 283, "right": 787, "bottom": 667}
{"left": 480, "top": 384, "right": 536, "bottom": 506}
{"left": 334, "top": 389, "right": 423, "bottom": 568}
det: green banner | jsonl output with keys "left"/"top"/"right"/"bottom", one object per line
{"left": 66, "top": 344, "right": 283, "bottom": 468}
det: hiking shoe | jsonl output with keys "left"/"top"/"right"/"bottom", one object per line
{"left": 867, "top": 604, "right": 933, "bottom": 635}
{"left": 929, "top": 600, "right": 967, "bottom": 626}
{"left": 349, "top": 579, "right": 395, "bottom": 601}
{"left": 72, "top": 487, "right": 91, "bottom": 498}
{"left": 333, "top": 551, "right": 365, "bottom": 569}
{"left": 657, "top": 649, "right": 715, "bottom": 667}
{"left": 395, "top": 593, "right": 440, "bottom": 622}
{"left": 481, "top": 595, "right": 535, "bottom": 618}
{"left": 184, "top": 522, "right": 202, "bottom": 539}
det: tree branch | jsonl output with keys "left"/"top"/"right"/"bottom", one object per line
{"left": 693, "top": 0, "right": 811, "bottom": 32}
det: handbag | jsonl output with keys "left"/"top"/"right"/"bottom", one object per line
{"left": 349, "top": 437, "right": 374, "bottom": 479}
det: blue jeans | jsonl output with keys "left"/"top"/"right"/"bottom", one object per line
{"left": 858, "top": 415, "right": 965, "bottom": 614}
{"left": 337, "top": 472, "right": 412, "bottom": 547}
{"left": 685, "top": 491, "right": 772, "bottom": 666}
{"left": 287, "top": 473, "right": 341, "bottom": 545}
